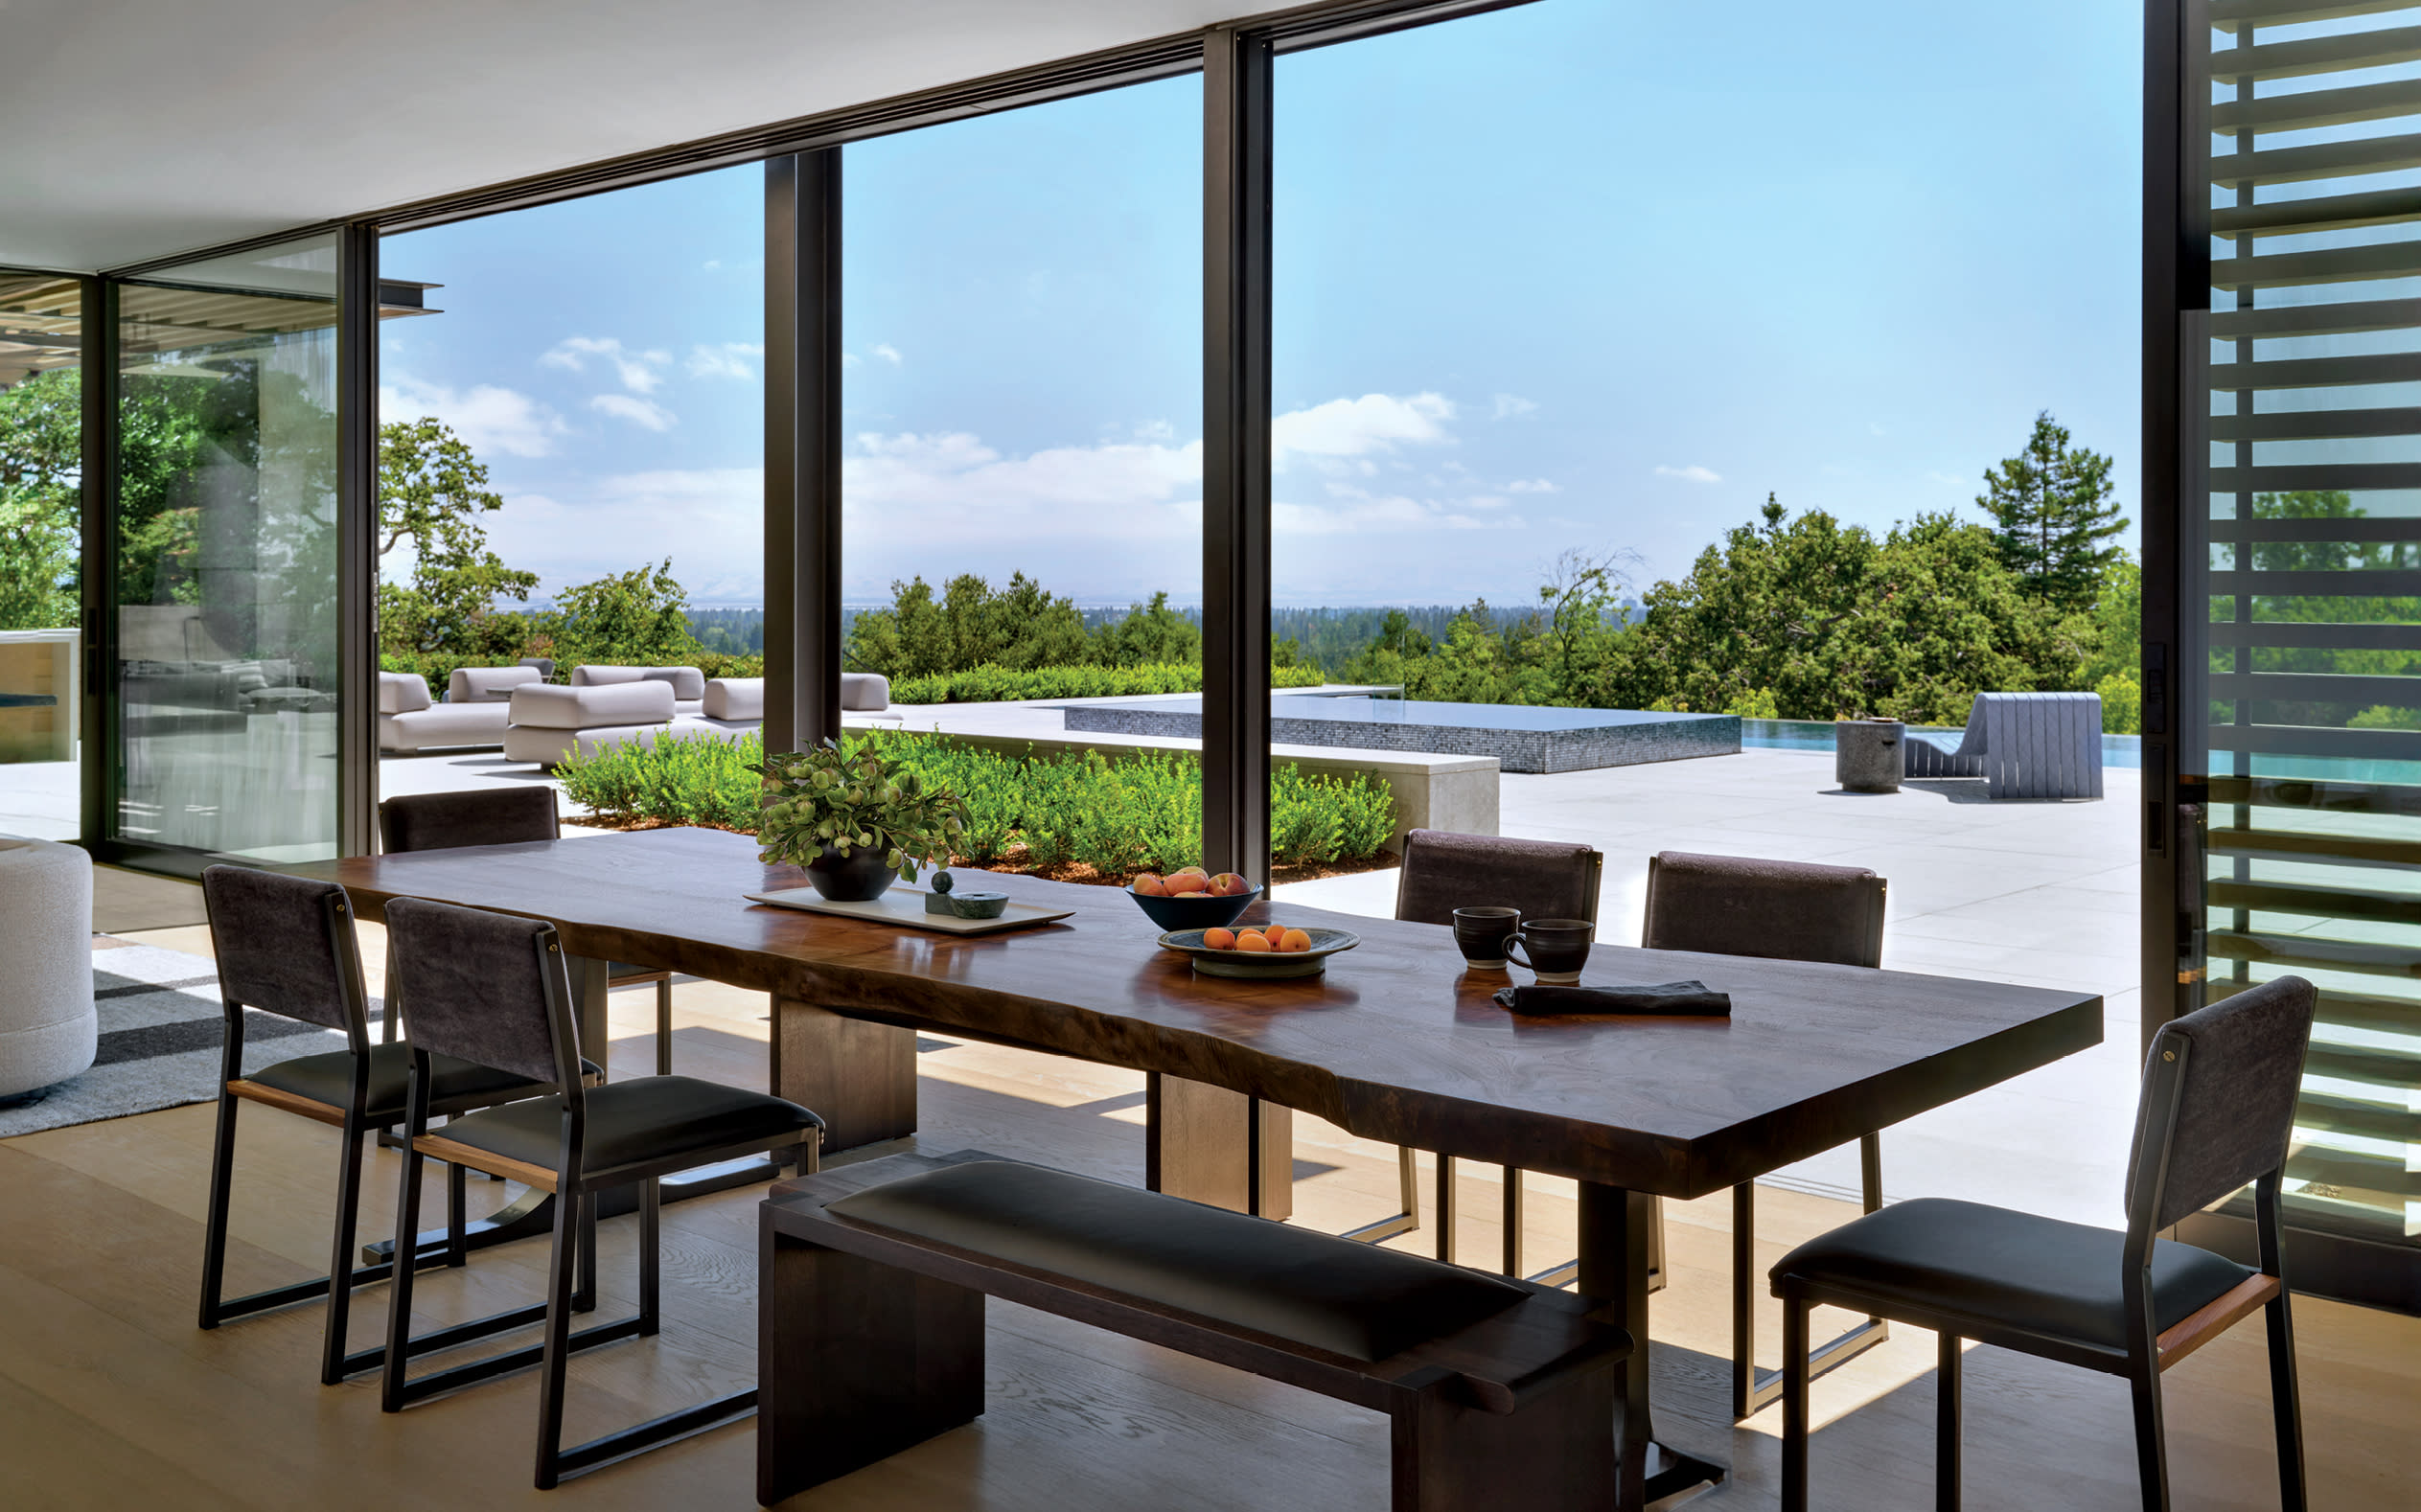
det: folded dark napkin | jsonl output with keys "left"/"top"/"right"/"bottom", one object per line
{"left": 1492, "top": 980, "right": 1732, "bottom": 1017}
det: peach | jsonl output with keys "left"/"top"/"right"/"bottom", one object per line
{"left": 1167, "top": 867, "right": 1210, "bottom": 889}
{"left": 1174, "top": 889, "right": 1210, "bottom": 899}
{"left": 1132, "top": 873, "right": 1167, "bottom": 897}
{"left": 1203, "top": 927, "right": 1236, "bottom": 951}
{"left": 1279, "top": 928, "right": 1313, "bottom": 953}
{"left": 1234, "top": 932, "right": 1272, "bottom": 953}
{"left": 1209, "top": 872, "right": 1250, "bottom": 897}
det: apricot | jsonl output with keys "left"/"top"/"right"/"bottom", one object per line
{"left": 1279, "top": 928, "right": 1313, "bottom": 953}
{"left": 1234, "top": 932, "right": 1273, "bottom": 952}
{"left": 1203, "top": 927, "right": 1236, "bottom": 950}
{"left": 1133, "top": 873, "right": 1167, "bottom": 897}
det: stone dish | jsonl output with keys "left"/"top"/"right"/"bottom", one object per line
{"left": 1158, "top": 926, "right": 1359, "bottom": 979}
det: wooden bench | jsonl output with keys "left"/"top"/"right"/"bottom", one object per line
{"left": 757, "top": 1150, "right": 1630, "bottom": 1510}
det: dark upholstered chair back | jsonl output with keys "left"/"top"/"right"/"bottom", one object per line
{"left": 2126, "top": 975, "right": 2316, "bottom": 1233}
{"left": 1395, "top": 830, "right": 1602, "bottom": 928}
{"left": 380, "top": 786, "right": 559, "bottom": 854}
{"left": 384, "top": 898, "right": 578, "bottom": 1088}
{"left": 1641, "top": 852, "right": 1885, "bottom": 969}
{"left": 200, "top": 865, "right": 368, "bottom": 1042}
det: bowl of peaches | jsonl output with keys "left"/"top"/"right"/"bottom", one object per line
{"left": 1125, "top": 867, "right": 1260, "bottom": 931}
{"left": 1157, "top": 922, "right": 1361, "bottom": 980}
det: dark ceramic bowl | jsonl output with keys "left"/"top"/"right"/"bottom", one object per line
{"left": 1126, "top": 883, "right": 1261, "bottom": 932}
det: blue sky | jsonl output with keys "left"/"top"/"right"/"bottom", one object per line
{"left": 380, "top": 0, "right": 2142, "bottom": 609}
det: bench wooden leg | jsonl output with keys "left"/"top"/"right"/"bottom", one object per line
{"left": 758, "top": 1226, "right": 984, "bottom": 1504}
{"left": 1389, "top": 1367, "right": 1619, "bottom": 1512}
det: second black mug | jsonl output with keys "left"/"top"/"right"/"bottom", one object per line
{"left": 1507, "top": 918, "right": 1593, "bottom": 984}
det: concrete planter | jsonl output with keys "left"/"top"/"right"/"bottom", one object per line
{"left": 1835, "top": 719, "right": 1904, "bottom": 792}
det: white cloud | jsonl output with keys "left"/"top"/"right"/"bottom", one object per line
{"left": 542, "top": 335, "right": 672, "bottom": 394}
{"left": 590, "top": 393, "right": 677, "bottom": 432}
{"left": 871, "top": 342, "right": 904, "bottom": 365}
{"left": 380, "top": 375, "right": 565, "bottom": 458}
{"left": 485, "top": 470, "right": 765, "bottom": 603}
{"left": 1925, "top": 470, "right": 1969, "bottom": 489}
{"left": 842, "top": 352, "right": 863, "bottom": 368}
{"left": 686, "top": 341, "right": 765, "bottom": 380}
{"left": 1508, "top": 478, "right": 1558, "bottom": 493}
{"left": 1490, "top": 393, "right": 1537, "bottom": 420}
{"left": 1272, "top": 392, "right": 1454, "bottom": 468}
{"left": 1654, "top": 464, "right": 1722, "bottom": 484}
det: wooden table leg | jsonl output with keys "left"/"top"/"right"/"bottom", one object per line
{"left": 772, "top": 995, "right": 917, "bottom": 1153}
{"left": 1578, "top": 1180, "right": 1723, "bottom": 1511}
{"left": 1145, "top": 1074, "right": 1293, "bottom": 1220}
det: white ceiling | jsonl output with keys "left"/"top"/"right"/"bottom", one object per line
{"left": 0, "top": 0, "right": 1253, "bottom": 273}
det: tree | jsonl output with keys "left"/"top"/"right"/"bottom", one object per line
{"left": 0, "top": 369, "right": 81, "bottom": 630}
{"left": 376, "top": 418, "right": 538, "bottom": 661}
{"left": 1604, "top": 494, "right": 2070, "bottom": 722}
{"left": 543, "top": 560, "right": 702, "bottom": 667}
{"left": 1095, "top": 591, "right": 1201, "bottom": 667}
{"left": 1975, "top": 410, "right": 2128, "bottom": 612}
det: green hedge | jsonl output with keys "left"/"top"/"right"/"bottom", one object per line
{"left": 891, "top": 660, "right": 1326, "bottom": 705}
{"left": 556, "top": 729, "right": 1395, "bottom": 874}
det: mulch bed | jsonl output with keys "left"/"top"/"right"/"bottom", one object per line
{"left": 572, "top": 816, "right": 1395, "bottom": 887}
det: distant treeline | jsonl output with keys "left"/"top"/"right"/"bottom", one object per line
{"left": 686, "top": 607, "right": 765, "bottom": 656}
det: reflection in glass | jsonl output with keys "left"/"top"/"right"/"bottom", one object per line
{"left": 0, "top": 270, "right": 83, "bottom": 840}
{"left": 114, "top": 235, "right": 343, "bottom": 860}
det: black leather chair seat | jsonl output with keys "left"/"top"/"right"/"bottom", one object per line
{"left": 435, "top": 1075, "right": 820, "bottom": 1176}
{"left": 1770, "top": 1198, "right": 2252, "bottom": 1353}
{"left": 250, "top": 1043, "right": 598, "bottom": 1119}
{"left": 827, "top": 1159, "right": 1529, "bottom": 1362}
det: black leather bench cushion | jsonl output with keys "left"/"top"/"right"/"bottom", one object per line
{"left": 826, "top": 1160, "right": 1529, "bottom": 1363}
{"left": 1770, "top": 1198, "right": 2254, "bottom": 1353}
{"left": 249, "top": 1043, "right": 598, "bottom": 1120}
{"left": 435, "top": 1075, "right": 821, "bottom": 1175}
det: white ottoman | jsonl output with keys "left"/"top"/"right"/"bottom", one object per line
{"left": 0, "top": 837, "right": 96, "bottom": 1104}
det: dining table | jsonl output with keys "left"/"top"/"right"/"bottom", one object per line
{"left": 300, "top": 823, "right": 2103, "bottom": 1510}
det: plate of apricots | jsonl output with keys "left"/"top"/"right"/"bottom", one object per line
{"left": 1126, "top": 867, "right": 1262, "bottom": 931}
{"left": 1157, "top": 923, "right": 1360, "bottom": 979}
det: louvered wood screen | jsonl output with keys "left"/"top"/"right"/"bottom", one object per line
{"left": 2195, "top": 0, "right": 2421, "bottom": 1255}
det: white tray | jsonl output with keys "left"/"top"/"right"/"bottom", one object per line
{"left": 745, "top": 885, "right": 1074, "bottom": 935}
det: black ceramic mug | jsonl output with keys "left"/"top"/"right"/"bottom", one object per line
{"left": 1507, "top": 918, "right": 1593, "bottom": 984}
{"left": 1452, "top": 905, "right": 1521, "bottom": 969}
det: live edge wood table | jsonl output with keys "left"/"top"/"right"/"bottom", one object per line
{"left": 301, "top": 825, "right": 2102, "bottom": 1510}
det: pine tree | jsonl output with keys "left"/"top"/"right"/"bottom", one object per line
{"left": 1975, "top": 411, "right": 2128, "bottom": 612}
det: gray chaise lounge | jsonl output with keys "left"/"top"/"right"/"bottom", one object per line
{"left": 1902, "top": 691, "right": 2104, "bottom": 799}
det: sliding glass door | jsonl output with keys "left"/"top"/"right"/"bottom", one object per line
{"left": 0, "top": 270, "right": 83, "bottom": 843}
{"left": 110, "top": 235, "right": 346, "bottom": 863}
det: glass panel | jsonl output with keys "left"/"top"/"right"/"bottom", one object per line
{"left": 0, "top": 270, "right": 83, "bottom": 841}
{"left": 115, "top": 235, "right": 342, "bottom": 861}
{"left": 2196, "top": 6, "right": 2421, "bottom": 1249}
{"left": 842, "top": 78, "right": 1201, "bottom": 876}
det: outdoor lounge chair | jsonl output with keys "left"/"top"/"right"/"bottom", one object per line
{"left": 1902, "top": 691, "right": 2104, "bottom": 800}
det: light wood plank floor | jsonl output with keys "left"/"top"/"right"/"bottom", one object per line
{"left": 1, "top": 923, "right": 2411, "bottom": 1511}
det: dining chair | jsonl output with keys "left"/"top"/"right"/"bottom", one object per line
{"left": 196, "top": 865, "right": 588, "bottom": 1386}
{"left": 1386, "top": 828, "right": 1602, "bottom": 1267}
{"left": 1639, "top": 849, "right": 1891, "bottom": 1420}
{"left": 1772, "top": 974, "right": 2315, "bottom": 1512}
{"left": 379, "top": 788, "right": 679, "bottom": 1074}
{"left": 378, "top": 896, "right": 824, "bottom": 1489}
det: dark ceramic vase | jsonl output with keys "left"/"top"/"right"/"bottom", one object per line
{"left": 804, "top": 850, "right": 900, "bottom": 903}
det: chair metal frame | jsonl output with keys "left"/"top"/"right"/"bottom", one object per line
{"left": 1775, "top": 1019, "right": 2308, "bottom": 1512}
{"left": 1368, "top": 835, "right": 1603, "bottom": 1270}
{"left": 197, "top": 875, "right": 530, "bottom": 1386}
{"left": 379, "top": 915, "right": 821, "bottom": 1490}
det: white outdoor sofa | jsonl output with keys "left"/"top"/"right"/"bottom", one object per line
{"left": 569, "top": 664, "right": 706, "bottom": 714}
{"left": 1902, "top": 691, "right": 2104, "bottom": 799}
{"left": 495, "top": 669, "right": 894, "bottom": 768}
{"left": 379, "top": 666, "right": 546, "bottom": 753}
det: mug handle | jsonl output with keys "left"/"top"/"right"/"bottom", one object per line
{"left": 1505, "top": 931, "right": 1533, "bottom": 972}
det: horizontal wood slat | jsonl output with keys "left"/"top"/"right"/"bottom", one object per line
{"left": 2156, "top": 1274, "right": 2280, "bottom": 1372}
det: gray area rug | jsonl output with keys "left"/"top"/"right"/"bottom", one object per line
{"left": 0, "top": 944, "right": 373, "bottom": 1139}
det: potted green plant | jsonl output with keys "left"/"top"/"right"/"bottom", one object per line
{"left": 755, "top": 737, "right": 969, "bottom": 902}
